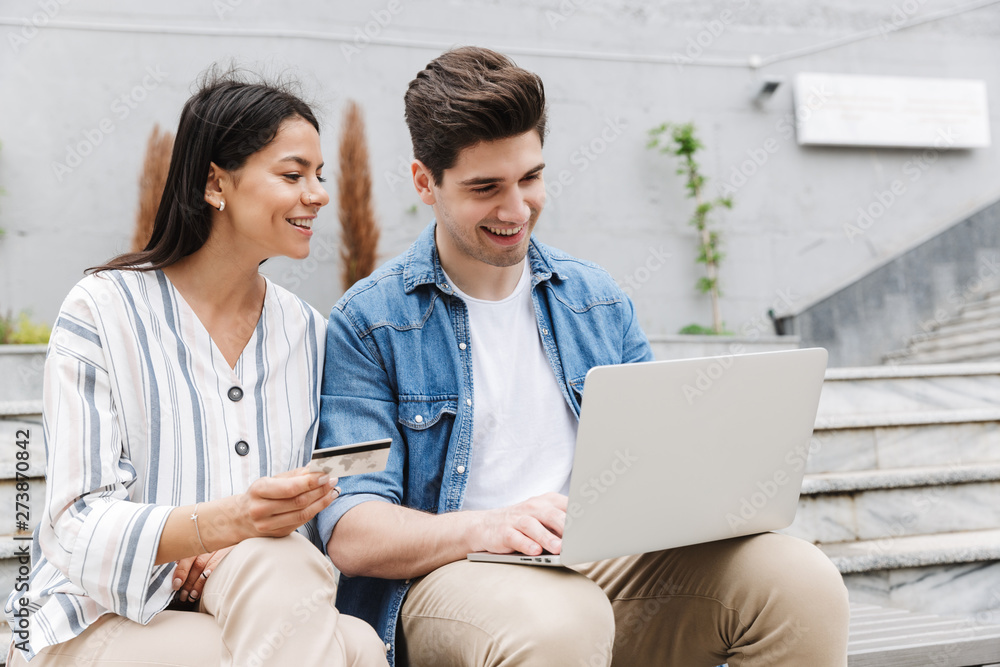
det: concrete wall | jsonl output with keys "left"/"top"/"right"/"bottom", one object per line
{"left": 1, "top": 0, "right": 999, "bottom": 342}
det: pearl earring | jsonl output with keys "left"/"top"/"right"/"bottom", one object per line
{"left": 218, "top": 200, "right": 225, "bottom": 212}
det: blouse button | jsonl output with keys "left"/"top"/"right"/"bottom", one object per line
{"left": 414, "top": 415, "right": 423, "bottom": 424}
{"left": 235, "top": 440, "right": 250, "bottom": 456}
{"left": 456, "top": 465, "right": 466, "bottom": 474}
{"left": 459, "top": 342, "right": 467, "bottom": 350}
{"left": 227, "top": 386, "right": 244, "bottom": 402}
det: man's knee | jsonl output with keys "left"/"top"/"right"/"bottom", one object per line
{"left": 404, "top": 564, "right": 615, "bottom": 665}
{"left": 487, "top": 570, "right": 615, "bottom": 663}
{"left": 745, "top": 533, "right": 849, "bottom": 618}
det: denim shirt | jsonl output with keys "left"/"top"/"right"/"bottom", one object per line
{"left": 317, "top": 222, "right": 653, "bottom": 665}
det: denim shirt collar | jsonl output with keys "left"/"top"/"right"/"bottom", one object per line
{"left": 402, "top": 221, "right": 564, "bottom": 295}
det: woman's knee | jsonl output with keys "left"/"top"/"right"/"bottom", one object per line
{"left": 211, "top": 533, "right": 337, "bottom": 601}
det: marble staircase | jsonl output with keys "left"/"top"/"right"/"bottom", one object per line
{"left": 783, "top": 363, "right": 1000, "bottom": 629}
{"left": 886, "top": 289, "right": 1000, "bottom": 364}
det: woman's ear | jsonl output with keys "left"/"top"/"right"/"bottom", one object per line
{"left": 411, "top": 160, "right": 437, "bottom": 206}
{"left": 204, "top": 162, "right": 225, "bottom": 211}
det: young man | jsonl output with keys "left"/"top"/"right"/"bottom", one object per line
{"left": 318, "top": 47, "right": 849, "bottom": 666}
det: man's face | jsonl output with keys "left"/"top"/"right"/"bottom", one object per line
{"left": 419, "top": 131, "right": 546, "bottom": 272}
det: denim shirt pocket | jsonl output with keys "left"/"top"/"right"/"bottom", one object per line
{"left": 397, "top": 397, "right": 458, "bottom": 430}
{"left": 396, "top": 397, "right": 459, "bottom": 513}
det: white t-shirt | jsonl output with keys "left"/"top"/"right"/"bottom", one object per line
{"left": 448, "top": 262, "right": 579, "bottom": 511}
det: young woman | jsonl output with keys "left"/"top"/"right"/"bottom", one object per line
{"left": 4, "top": 71, "right": 388, "bottom": 666}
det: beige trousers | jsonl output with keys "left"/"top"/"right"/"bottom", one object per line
{"left": 400, "top": 532, "right": 849, "bottom": 667}
{"left": 10, "top": 533, "right": 388, "bottom": 667}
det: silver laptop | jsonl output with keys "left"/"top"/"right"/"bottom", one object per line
{"left": 467, "top": 347, "right": 828, "bottom": 567}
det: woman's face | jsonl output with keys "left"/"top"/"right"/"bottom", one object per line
{"left": 222, "top": 116, "right": 330, "bottom": 262}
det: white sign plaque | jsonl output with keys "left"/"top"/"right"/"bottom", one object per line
{"left": 793, "top": 72, "right": 990, "bottom": 148}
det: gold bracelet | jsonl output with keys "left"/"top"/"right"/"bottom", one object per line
{"left": 190, "top": 503, "right": 209, "bottom": 553}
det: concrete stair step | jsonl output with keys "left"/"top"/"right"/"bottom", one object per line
{"left": 907, "top": 327, "right": 1000, "bottom": 355}
{"left": 956, "top": 299, "right": 1000, "bottom": 319}
{"left": 916, "top": 312, "right": 1000, "bottom": 343}
{"left": 787, "top": 464, "right": 1000, "bottom": 544}
{"left": 897, "top": 340, "right": 1000, "bottom": 364}
{"left": 889, "top": 341, "right": 1000, "bottom": 365}
{"left": 818, "top": 364, "right": 1000, "bottom": 417}
{"left": 817, "top": 528, "right": 1000, "bottom": 575}
{"left": 0, "top": 346, "right": 45, "bottom": 404}
{"left": 0, "top": 402, "right": 42, "bottom": 419}
{"left": 809, "top": 412, "right": 1000, "bottom": 474}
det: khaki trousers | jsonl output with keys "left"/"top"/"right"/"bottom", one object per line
{"left": 400, "top": 532, "right": 849, "bottom": 667}
{"left": 10, "top": 533, "right": 388, "bottom": 667}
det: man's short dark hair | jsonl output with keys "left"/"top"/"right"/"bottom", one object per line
{"left": 404, "top": 46, "right": 547, "bottom": 184}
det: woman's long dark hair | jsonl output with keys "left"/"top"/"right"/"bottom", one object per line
{"left": 90, "top": 67, "right": 319, "bottom": 273}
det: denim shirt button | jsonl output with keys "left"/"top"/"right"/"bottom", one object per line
{"left": 459, "top": 342, "right": 467, "bottom": 350}
{"left": 414, "top": 415, "right": 423, "bottom": 423}
{"left": 456, "top": 465, "right": 466, "bottom": 474}
{"left": 542, "top": 328, "right": 549, "bottom": 336}
{"left": 466, "top": 398, "right": 472, "bottom": 406}
{"left": 441, "top": 283, "right": 450, "bottom": 291}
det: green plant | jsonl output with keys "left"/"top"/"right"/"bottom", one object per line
{"left": 0, "top": 311, "right": 51, "bottom": 344}
{"left": 648, "top": 122, "right": 732, "bottom": 335}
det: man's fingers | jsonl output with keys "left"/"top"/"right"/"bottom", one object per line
{"left": 542, "top": 492, "right": 569, "bottom": 512}
{"left": 514, "top": 516, "right": 561, "bottom": 556}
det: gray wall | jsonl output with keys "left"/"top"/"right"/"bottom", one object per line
{"left": 1, "top": 0, "right": 999, "bottom": 344}
{"left": 782, "top": 198, "right": 1000, "bottom": 367}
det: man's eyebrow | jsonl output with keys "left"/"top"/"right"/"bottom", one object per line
{"left": 458, "top": 162, "right": 545, "bottom": 187}
{"left": 279, "top": 156, "right": 323, "bottom": 169}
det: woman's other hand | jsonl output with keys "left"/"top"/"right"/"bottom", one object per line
{"left": 172, "top": 546, "right": 235, "bottom": 602}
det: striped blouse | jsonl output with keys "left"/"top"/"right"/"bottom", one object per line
{"left": 3, "top": 268, "right": 325, "bottom": 661}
